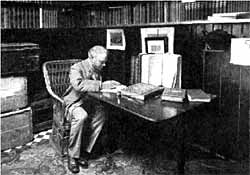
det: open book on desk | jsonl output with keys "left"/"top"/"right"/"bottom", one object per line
{"left": 100, "top": 80, "right": 127, "bottom": 94}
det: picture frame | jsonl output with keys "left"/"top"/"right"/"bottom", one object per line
{"left": 145, "top": 37, "right": 168, "bottom": 54}
{"left": 106, "top": 29, "right": 126, "bottom": 50}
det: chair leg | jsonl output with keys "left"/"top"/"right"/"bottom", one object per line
{"left": 50, "top": 123, "right": 69, "bottom": 157}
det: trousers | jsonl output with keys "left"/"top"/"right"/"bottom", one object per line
{"left": 67, "top": 98, "right": 105, "bottom": 159}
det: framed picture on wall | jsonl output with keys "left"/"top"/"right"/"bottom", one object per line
{"left": 106, "top": 29, "right": 126, "bottom": 50}
{"left": 145, "top": 37, "right": 168, "bottom": 54}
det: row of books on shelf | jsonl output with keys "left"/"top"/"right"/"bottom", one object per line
{"left": 2, "top": 1, "right": 250, "bottom": 29}
{"left": 1, "top": 6, "right": 58, "bottom": 29}
{"left": 3, "top": 0, "right": 54, "bottom": 5}
{"left": 82, "top": 1, "right": 250, "bottom": 27}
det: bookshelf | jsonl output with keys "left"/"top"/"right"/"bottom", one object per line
{"left": 78, "top": 1, "right": 250, "bottom": 28}
{"left": 1, "top": 3, "right": 58, "bottom": 29}
{"left": 1, "top": 1, "right": 250, "bottom": 29}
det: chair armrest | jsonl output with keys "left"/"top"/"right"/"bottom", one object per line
{"left": 46, "top": 87, "right": 64, "bottom": 104}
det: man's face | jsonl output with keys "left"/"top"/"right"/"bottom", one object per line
{"left": 92, "top": 53, "right": 107, "bottom": 71}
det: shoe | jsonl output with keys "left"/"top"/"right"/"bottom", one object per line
{"left": 78, "top": 157, "right": 88, "bottom": 169}
{"left": 68, "top": 157, "right": 80, "bottom": 173}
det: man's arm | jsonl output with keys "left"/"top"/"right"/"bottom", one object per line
{"left": 69, "top": 65, "right": 101, "bottom": 92}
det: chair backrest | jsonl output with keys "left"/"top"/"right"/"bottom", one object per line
{"left": 140, "top": 53, "right": 182, "bottom": 88}
{"left": 43, "top": 59, "right": 81, "bottom": 103}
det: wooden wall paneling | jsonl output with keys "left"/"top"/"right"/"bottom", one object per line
{"left": 202, "top": 50, "right": 225, "bottom": 95}
{"left": 222, "top": 23, "right": 232, "bottom": 35}
{"left": 204, "top": 23, "right": 213, "bottom": 33}
{"left": 232, "top": 23, "right": 243, "bottom": 37}
{"left": 238, "top": 67, "right": 250, "bottom": 159}
{"left": 195, "top": 24, "right": 206, "bottom": 38}
{"left": 175, "top": 25, "right": 203, "bottom": 89}
{"left": 218, "top": 64, "right": 250, "bottom": 160}
{"left": 219, "top": 65, "right": 241, "bottom": 159}
{"left": 242, "top": 23, "right": 250, "bottom": 37}
{"left": 213, "top": 23, "right": 223, "bottom": 31}
{"left": 189, "top": 24, "right": 196, "bottom": 39}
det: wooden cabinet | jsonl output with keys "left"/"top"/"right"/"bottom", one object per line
{"left": 202, "top": 49, "right": 250, "bottom": 160}
{"left": 1, "top": 43, "right": 53, "bottom": 133}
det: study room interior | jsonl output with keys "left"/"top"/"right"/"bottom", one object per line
{"left": 1, "top": 1, "right": 250, "bottom": 175}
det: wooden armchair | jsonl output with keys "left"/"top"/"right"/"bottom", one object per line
{"left": 42, "top": 59, "right": 81, "bottom": 156}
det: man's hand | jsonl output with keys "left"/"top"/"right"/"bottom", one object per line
{"left": 101, "top": 80, "right": 121, "bottom": 90}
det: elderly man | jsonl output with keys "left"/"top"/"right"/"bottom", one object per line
{"left": 63, "top": 45, "right": 108, "bottom": 173}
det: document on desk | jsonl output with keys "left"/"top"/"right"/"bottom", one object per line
{"left": 101, "top": 85, "right": 127, "bottom": 93}
{"left": 100, "top": 80, "right": 127, "bottom": 93}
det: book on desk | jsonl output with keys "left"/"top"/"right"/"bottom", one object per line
{"left": 187, "top": 89, "right": 211, "bottom": 102}
{"left": 161, "top": 88, "right": 186, "bottom": 102}
{"left": 120, "top": 83, "right": 164, "bottom": 101}
{"left": 161, "top": 88, "right": 212, "bottom": 103}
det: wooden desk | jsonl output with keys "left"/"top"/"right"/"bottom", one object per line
{"left": 88, "top": 92, "right": 213, "bottom": 174}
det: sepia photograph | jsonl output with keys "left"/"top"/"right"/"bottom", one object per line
{"left": 145, "top": 37, "right": 168, "bottom": 53}
{"left": 1, "top": 1, "right": 250, "bottom": 175}
{"left": 106, "top": 29, "right": 126, "bottom": 50}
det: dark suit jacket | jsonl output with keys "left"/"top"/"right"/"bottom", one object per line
{"left": 63, "top": 58, "right": 102, "bottom": 107}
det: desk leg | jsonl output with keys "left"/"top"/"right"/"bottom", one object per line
{"left": 177, "top": 137, "right": 185, "bottom": 174}
{"left": 176, "top": 115, "right": 185, "bottom": 175}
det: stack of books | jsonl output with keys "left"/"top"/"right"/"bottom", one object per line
{"left": 161, "top": 88, "right": 186, "bottom": 102}
{"left": 187, "top": 89, "right": 211, "bottom": 102}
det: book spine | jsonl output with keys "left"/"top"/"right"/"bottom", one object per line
{"left": 45, "top": 8, "right": 48, "bottom": 28}
{"left": 2, "top": 7, "right": 7, "bottom": 29}
{"left": 35, "top": 8, "right": 40, "bottom": 29}
{"left": 55, "top": 9, "right": 58, "bottom": 28}
{"left": 49, "top": 9, "right": 52, "bottom": 28}
{"left": 1, "top": 7, "right": 4, "bottom": 29}
{"left": 28, "top": 7, "right": 32, "bottom": 28}
{"left": 130, "top": 56, "right": 136, "bottom": 85}
{"left": 11, "top": 7, "right": 14, "bottom": 28}
{"left": 16, "top": 7, "right": 20, "bottom": 29}
{"left": 39, "top": 7, "right": 42, "bottom": 28}
{"left": 138, "top": 55, "right": 142, "bottom": 83}
{"left": 134, "top": 55, "right": 138, "bottom": 84}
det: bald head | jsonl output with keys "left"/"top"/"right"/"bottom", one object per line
{"left": 88, "top": 45, "right": 108, "bottom": 59}
{"left": 88, "top": 45, "right": 108, "bottom": 71}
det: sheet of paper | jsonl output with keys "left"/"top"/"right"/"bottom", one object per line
{"left": 148, "top": 54, "right": 162, "bottom": 86}
{"left": 162, "top": 53, "right": 179, "bottom": 88}
{"left": 101, "top": 85, "right": 127, "bottom": 93}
